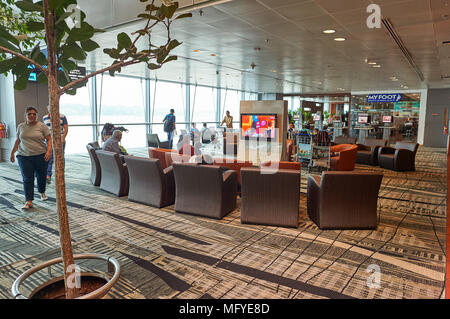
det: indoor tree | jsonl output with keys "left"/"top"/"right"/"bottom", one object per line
{"left": 0, "top": 0, "right": 191, "bottom": 299}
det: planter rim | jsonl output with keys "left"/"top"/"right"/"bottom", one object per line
{"left": 11, "top": 253, "right": 120, "bottom": 299}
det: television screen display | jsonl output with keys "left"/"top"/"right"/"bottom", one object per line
{"left": 382, "top": 115, "right": 392, "bottom": 123}
{"left": 358, "top": 115, "right": 369, "bottom": 124}
{"left": 313, "top": 114, "right": 321, "bottom": 121}
{"left": 241, "top": 114, "right": 277, "bottom": 139}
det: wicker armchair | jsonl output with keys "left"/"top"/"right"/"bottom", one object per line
{"left": 95, "top": 150, "right": 129, "bottom": 197}
{"left": 378, "top": 142, "right": 419, "bottom": 171}
{"left": 356, "top": 138, "right": 388, "bottom": 166}
{"left": 240, "top": 168, "right": 300, "bottom": 227}
{"left": 172, "top": 163, "right": 238, "bottom": 219}
{"left": 124, "top": 156, "right": 175, "bottom": 208}
{"left": 307, "top": 171, "right": 383, "bottom": 229}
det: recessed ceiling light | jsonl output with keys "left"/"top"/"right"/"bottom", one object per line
{"left": 323, "top": 29, "right": 336, "bottom": 34}
{"left": 373, "top": 65, "right": 381, "bottom": 68}
{"left": 334, "top": 37, "right": 346, "bottom": 41}
{"left": 368, "top": 62, "right": 377, "bottom": 65}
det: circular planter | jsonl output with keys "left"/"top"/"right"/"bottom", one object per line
{"left": 11, "top": 253, "right": 120, "bottom": 299}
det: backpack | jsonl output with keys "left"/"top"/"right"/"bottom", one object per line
{"left": 163, "top": 114, "right": 175, "bottom": 132}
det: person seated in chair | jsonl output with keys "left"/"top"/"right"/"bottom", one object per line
{"left": 201, "top": 123, "right": 213, "bottom": 144}
{"left": 190, "top": 123, "right": 201, "bottom": 145}
{"left": 102, "top": 130, "right": 127, "bottom": 155}
{"left": 177, "top": 134, "right": 195, "bottom": 156}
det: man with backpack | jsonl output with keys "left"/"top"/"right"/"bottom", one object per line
{"left": 163, "top": 108, "right": 176, "bottom": 149}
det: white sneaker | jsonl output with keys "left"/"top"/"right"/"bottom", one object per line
{"left": 40, "top": 193, "right": 48, "bottom": 201}
{"left": 22, "top": 201, "right": 33, "bottom": 209}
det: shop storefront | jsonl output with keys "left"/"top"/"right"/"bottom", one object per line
{"left": 349, "top": 92, "right": 421, "bottom": 144}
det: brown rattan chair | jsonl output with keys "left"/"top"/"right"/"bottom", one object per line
{"left": 240, "top": 167, "right": 300, "bottom": 228}
{"left": 95, "top": 150, "right": 129, "bottom": 197}
{"left": 124, "top": 156, "right": 175, "bottom": 208}
{"left": 307, "top": 171, "right": 383, "bottom": 229}
{"left": 86, "top": 144, "right": 101, "bottom": 186}
{"left": 172, "top": 163, "right": 238, "bottom": 219}
{"left": 378, "top": 142, "right": 419, "bottom": 171}
{"left": 356, "top": 138, "right": 388, "bottom": 166}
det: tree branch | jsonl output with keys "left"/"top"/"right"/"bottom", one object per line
{"left": 0, "top": 45, "right": 48, "bottom": 75}
{"left": 60, "top": 55, "right": 153, "bottom": 94}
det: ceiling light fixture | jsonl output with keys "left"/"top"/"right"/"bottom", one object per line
{"left": 323, "top": 29, "right": 336, "bottom": 34}
{"left": 193, "top": 50, "right": 200, "bottom": 52}
{"left": 373, "top": 65, "right": 381, "bottom": 68}
{"left": 368, "top": 62, "right": 377, "bottom": 65}
{"left": 334, "top": 37, "right": 346, "bottom": 41}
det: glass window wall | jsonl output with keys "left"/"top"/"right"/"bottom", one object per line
{"left": 98, "top": 74, "right": 146, "bottom": 148}
{"left": 190, "top": 85, "right": 216, "bottom": 125}
{"left": 60, "top": 83, "right": 92, "bottom": 154}
{"left": 150, "top": 80, "right": 186, "bottom": 139}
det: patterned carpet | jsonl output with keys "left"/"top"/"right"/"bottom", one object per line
{"left": 0, "top": 146, "right": 446, "bottom": 299}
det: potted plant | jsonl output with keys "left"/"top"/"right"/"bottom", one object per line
{"left": 0, "top": 0, "right": 191, "bottom": 299}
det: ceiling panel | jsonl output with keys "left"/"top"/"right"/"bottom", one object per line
{"left": 80, "top": 0, "right": 450, "bottom": 93}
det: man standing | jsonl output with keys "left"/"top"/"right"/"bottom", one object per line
{"left": 220, "top": 110, "right": 233, "bottom": 129}
{"left": 43, "top": 105, "right": 68, "bottom": 184}
{"left": 163, "top": 108, "right": 176, "bottom": 149}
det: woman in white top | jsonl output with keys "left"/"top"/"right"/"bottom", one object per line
{"left": 10, "top": 106, "right": 52, "bottom": 209}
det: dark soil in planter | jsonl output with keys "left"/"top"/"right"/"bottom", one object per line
{"left": 31, "top": 276, "right": 108, "bottom": 299}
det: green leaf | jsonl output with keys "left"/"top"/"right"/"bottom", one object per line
{"left": 0, "top": 37, "right": 19, "bottom": 52}
{"left": 15, "top": 1, "right": 43, "bottom": 12}
{"left": 66, "top": 22, "right": 94, "bottom": 42}
{"left": 57, "top": 69, "right": 71, "bottom": 87}
{"left": 156, "top": 48, "right": 169, "bottom": 64}
{"left": 137, "top": 13, "right": 152, "bottom": 19}
{"left": 55, "top": 11, "right": 74, "bottom": 25}
{"left": 37, "top": 71, "right": 48, "bottom": 84}
{"left": 63, "top": 42, "right": 86, "bottom": 61}
{"left": 49, "top": 0, "right": 67, "bottom": 10}
{"left": 117, "top": 32, "right": 132, "bottom": 51}
{"left": 147, "top": 63, "right": 161, "bottom": 70}
{"left": 26, "top": 21, "right": 45, "bottom": 32}
{"left": 35, "top": 52, "right": 48, "bottom": 65}
{"left": 160, "top": 3, "right": 178, "bottom": 19}
{"left": 0, "top": 25, "right": 20, "bottom": 46}
{"left": 0, "top": 58, "right": 17, "bottom": 73}
{"left": 145, "top": 4, "right": 159, "bottom": 11}
{"left": 174, "top": 13, "right": 192, "bottom": 20}
{"left": 14, "top": 72, "right": 31, "bottom": 90}
{"left": 65, "top": 88, "right": 77, "bottom": 95}
{"left": 103, "top": 48, "right": 120, "bottom": 59}
{"left": 80, "top": 39, "right": 99, "bottom": 52}
{"left": 30, "top": 44, "right": 40, "bottom": 60}
{"left": 167, "top": 39, "right": 181, "bottom": 51}
{"left": 134, "top": 29, "right": 148, "bottom": 36}
{"left": 59, "top": 58, "right": 77, "bottom": 72}
{"left": 163, "top": 55, "right": 177, "bottom": 64}
{"left": 11, "top": 59, "right": 29, "bottom": 75}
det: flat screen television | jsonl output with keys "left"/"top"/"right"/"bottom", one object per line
{"left": 382, "top": 115, "right": 393, "bottom": 123}
{"left": 241, "top": 113, "right": 277, "bottom": 140}
{"left": 358, "top": 114, "right": 369, "bottom": 124}
{"left": 313, "top": 114, "right": 321, "bottom": 121}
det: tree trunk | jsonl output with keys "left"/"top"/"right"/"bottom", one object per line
{"left": 44, "top": 0, "right": 77, "bottom": 299}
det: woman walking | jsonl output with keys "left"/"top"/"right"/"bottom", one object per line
{"left": 10, "top": 106, "right": 52, "bottom": 209}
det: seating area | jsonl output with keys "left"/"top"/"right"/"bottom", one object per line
{"left": 0, "top": 141, "right": 445, "bottom": 300}
{"left": 87, "top": 143, "right": 390, "bottom": 231}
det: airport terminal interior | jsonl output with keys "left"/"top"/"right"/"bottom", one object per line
{"left": 0, "top": 0, "right": 449, "bottom": 299}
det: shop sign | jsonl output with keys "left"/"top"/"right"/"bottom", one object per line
{"left": 366, "top": 93, "right": 402, "bottom": 103}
